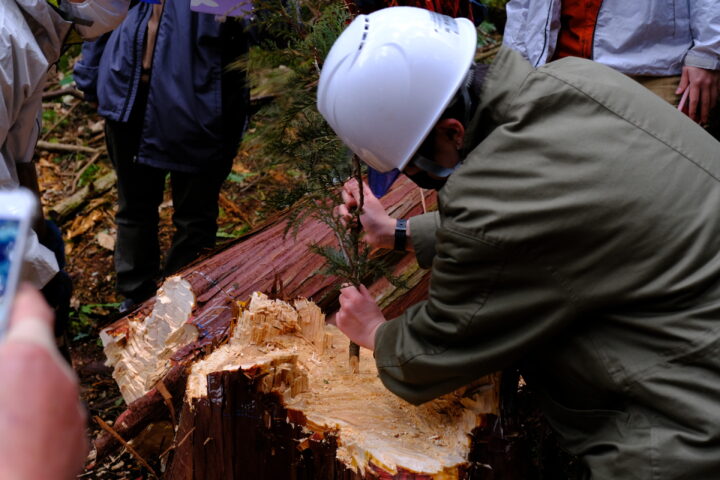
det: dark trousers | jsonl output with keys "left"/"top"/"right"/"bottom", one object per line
{"left": 105, "top": 88, "right": 232, "bottom": 301}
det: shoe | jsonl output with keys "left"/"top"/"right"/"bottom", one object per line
{"left": 118, "top": 298, "right": 138, "bottom": 314}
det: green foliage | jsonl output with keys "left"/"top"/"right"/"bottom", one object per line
{"left": 42, "top": 109, "right": 58, "bottom": 124}
{"left": 69, "top": 302, "right": 120, "bottom": 342}
{"left": 78, "top": 163, "right": 100, "bottom": 187}
{"left": 244, "top": 0, "right": 404, "bottom": 289}
{"left": 217, "top": 224, "right": 251, "bottom": 239}
{"left": 226, "top": 171, "right": 259, "bottom": 184}
{"left": 483, "top": 0, "right": 509, "bottom": 8}
{"left": 476, "top": 20, "right": 498, "bottom": 48}
{"left": 243, "top": 0, "right": 351, "bottom": 212}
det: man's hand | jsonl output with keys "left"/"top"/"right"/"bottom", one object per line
{"left": 0, "top": 284, "right": 88, "bottom": 480}
{"left": 337, "top": 178, "right": 396, "bottom": 249}
{"left": 676, "top": 66, "right": 720, "bottom": 124}
{"left": 336, "top": 284, "right": 386, "bottom": 350}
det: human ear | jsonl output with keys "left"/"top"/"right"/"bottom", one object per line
{"left": 436, "top": 118, "right": 465, "bottom": 148}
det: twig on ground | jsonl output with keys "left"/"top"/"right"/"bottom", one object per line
{"left": 36, "top": 140, "right": 102, "bottom": 155}
{"left": 72, "top": 151, "right": 103, "bottom": 191}
{"left": 94, "top": 416, "right": 159, "bottom": 479}
{"left": 42, "top": 100, "right": 82, "bottom": 141}
{"left": 42, "top": 87, "right": 85, "bottom": 101}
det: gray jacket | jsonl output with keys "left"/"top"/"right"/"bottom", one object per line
{"left": 503, "top": 0, "right": 720, "bottom": 74}
{"left": 377, "top": 47, "right": 720, "bottom": 478}
{"left": 1, "top": 0, "right": 128, "bottom": 287}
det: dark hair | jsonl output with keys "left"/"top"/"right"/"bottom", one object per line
{"left": 409, "top": 63, "right": 490, "bottom": 166}
{"left": 439, "top": 63, "right": 490, "bottom": 126}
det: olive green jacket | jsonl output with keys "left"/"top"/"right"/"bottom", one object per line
{"left": 375, "top": 47, "right": 720, "bottom": 479}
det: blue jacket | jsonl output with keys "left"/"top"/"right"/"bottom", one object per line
{"left": 75, "top": 0, "right": 249, "bottom": 173}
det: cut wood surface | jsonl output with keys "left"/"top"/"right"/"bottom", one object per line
{"left": 96, "top": 177, "right": 438, "bottom": 459}
{"left": 165, "top": 292, "right": 500, "bottom": 479}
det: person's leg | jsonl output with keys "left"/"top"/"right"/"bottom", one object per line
{"left": 163, "top": 159, "right": 233, "bottom": 277}
{"left": 629, "top": 75, "right": 682, "bottom": 107}
{"left": 105, "top": 90, "right": 167, "bottom": 305}
{"left": 39, "top": 220, "right": 72, "bottom": 361}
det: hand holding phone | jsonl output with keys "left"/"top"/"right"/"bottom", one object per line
{"left": 0, "top": 189, "right": 37, "bottom": 338}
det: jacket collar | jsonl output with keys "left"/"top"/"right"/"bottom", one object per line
{"left": 14, "top": 0, "right": 71, "bottom": 65}
{"left": 464, "top": 47, "right": 535, "bottom": 152}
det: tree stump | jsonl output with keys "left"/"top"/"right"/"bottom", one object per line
{"left": 168, "top": 293, "right": 501, "bottom": 479}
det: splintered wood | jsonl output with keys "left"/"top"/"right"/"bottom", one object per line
{"left": 176, "top": 292, "right": 499, "bottom": 479}
{"left": 101, "top": 276, "right": 198, "bottom": 404}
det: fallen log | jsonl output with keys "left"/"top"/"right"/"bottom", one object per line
{"left": 96, "top": 177, "right": 437, "bottom": 458}
{"left": 50, "top": 170, "right": 116, "bottom": 223}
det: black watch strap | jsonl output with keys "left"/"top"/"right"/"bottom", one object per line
{"left": 394, "top": 218, "right": 408, "bottom": 251}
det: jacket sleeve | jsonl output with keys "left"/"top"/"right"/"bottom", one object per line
{"left": 0, "top": 25, "right": 46, "bottom": 180}
{"left": 686, "top": 0, "right": 720, "bottom": 70}
{"left": 62, "top": 0, "right": 130, "bottom": 40}
{"left": 501, "top": 0, "right": 530, "bottom": 59}
{"left": 0, "top": 32, "right": 60, "bottom": 288}
{"left": 73, "top": 36, "right": 110, "bottom": 103}
{"left": 374, "top": 221, "right": 575, "bottom": 405}
{"left": 408, "top": 211, "right": 440, "bottom": 269}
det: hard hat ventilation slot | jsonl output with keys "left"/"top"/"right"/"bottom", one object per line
{"left": 358, "top": 18, "right": 370, "bottom": 51}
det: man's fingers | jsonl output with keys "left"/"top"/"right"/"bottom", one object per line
{"left": 361, "top": 181, "right": 375, "bottom": 198}
{"left": 677, "top": 70, "right": 690, "bottom": 94}
{"left": 701, "top": 92, "right": 710, "bottom": 124}
{"left": 339, "top": 285, "right": 367, "bottom": 311}
{"left": 341, "top": 187, "right": 358, "bottom": 207}
{"left": 689, "top": 86, "right": 700, "bottom": 122}
{"left": 359, "top": 284, "right": 373, "bottom": 298}
{"left": 336, "top": 205, "right": 350, "bottom": 219}
{"left": 335, "top": 309, "right": 345, "bottom": 328}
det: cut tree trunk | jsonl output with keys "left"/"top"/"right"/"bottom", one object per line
{"left": 94, "top": 177, "right": 526, "bottom": 477}
{"left": 165, "top": 292, "right": 501, "bottom": 479}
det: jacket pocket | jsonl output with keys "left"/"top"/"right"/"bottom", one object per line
{"left": 538, "top": 389, "right": 656, "bottom": 479}
{"left": 538, "top": 388, "right": 629, "bottom": 456}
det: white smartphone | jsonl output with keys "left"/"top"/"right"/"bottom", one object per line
{"left": 0, "top": 189, "right": 37, "bottom": 339}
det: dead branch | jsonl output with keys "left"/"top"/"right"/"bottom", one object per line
{"left": 50, "top": 171, "right": 117, "bottom": 223}
{"left": 42, "top": 87, "right": 85, "bottom": 101}
{"left": 36, "top": 141, "right": 102, "bottom": 155}
{"left": 41, "top": 100, "right": 82, "bottom": 141}
{"left": 71, "top": 151, "right": 104, "bottom": 191}
{"left": 94, "top": 416, "right": 159, "bottom": 478}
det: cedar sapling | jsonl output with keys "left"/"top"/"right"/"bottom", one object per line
{"left": 240, "top": 0, "right": 405, "bottom": 370}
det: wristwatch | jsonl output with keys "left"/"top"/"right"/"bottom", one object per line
{"left": 394, "top": 218, "right": 408, "bottom": 251}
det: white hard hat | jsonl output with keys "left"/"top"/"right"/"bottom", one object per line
{"left": 317, "top": 6, "right": 477, "bottom": 173}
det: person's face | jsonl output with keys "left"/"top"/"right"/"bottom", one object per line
{"left": 403, "top": 118, "right": 465, "bottom": 190}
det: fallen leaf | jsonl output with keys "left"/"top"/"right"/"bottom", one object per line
{"left": 96, "top": 231, "right": 116, "bottom": 251}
